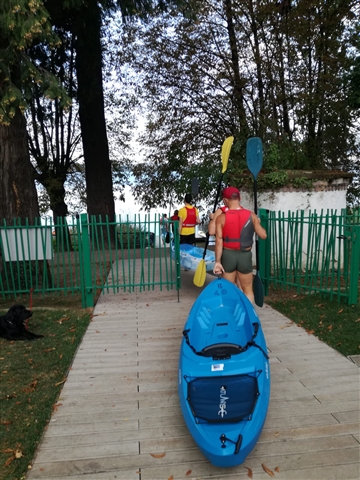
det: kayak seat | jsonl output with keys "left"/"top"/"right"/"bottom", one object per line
{"left": 201, "top": 343, "right": 242, "bottom": 360}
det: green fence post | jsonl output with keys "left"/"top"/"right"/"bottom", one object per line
{"left": 80, "top": 213, "right": 94, "bottom": 308}
{"left": 348, "top": 225, "right": 360, "bottom": 305}
{"left": 259, "top": 208, "right": 270, "bottom": 296}
{"left": 173, "top": 220, "right": 181, "bottom": 300}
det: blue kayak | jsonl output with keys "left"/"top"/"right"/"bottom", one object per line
{"left": 170, "top": 243, "right": 215, "bottom": 271}
{"left": 178, "top": 278, "right": 270, "bottom": 468}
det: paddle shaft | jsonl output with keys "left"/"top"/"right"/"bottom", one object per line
{"left": 253, "top": 176, "right": 260, "bottom": 271}
{"left": 202, "top": 172, "right": 225, "bottom": 259}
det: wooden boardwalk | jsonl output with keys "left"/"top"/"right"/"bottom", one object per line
{"left": 27, "top": 271, "right": 360, "bottom": 480}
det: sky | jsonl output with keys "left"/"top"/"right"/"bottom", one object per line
{"left": 114, "top": 185, "right": 182, "bottom": 220}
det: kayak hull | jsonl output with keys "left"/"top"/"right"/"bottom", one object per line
{"left": 178, "top": 278, "right": 270, "bottom": 467}
{"left": 171, "top": 243, "right": 215, "bottom": 272}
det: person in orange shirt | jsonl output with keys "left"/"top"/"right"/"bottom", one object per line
{"left": 178, "top": 194, "right": 200, "bottom": 245}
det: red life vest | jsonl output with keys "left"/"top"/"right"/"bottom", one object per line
{"left": 222, "top": 209, "right": 254, "bottom": 250}
{"left": 182, "top": 207, "right": 197, "bottom": 227}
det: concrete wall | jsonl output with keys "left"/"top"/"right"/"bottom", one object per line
{"left": 239, "top": 177, "right": 349, "bottom": 214}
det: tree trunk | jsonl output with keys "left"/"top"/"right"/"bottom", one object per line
{"left": 73, "top": 0, "right": 115, "bottom": 222}
{"left": 223, "top": 0, "right": 250, "bottom": 143}
{"left": 0, "top": 109, "right": 40, "bottom": 224}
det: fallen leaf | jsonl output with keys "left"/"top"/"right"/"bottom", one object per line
{"left": 4, "top": 456, "right": 14, "bottom": 467}
{"left": 168, "top": 476, "right": 174, "bottom": 480}
{"left": 338, "top": 309, "right": 343, "bottom": 314}
{"left": 150, "top": 452, "right": 165, "bottom": 458}
{"left": 0, "top": 420, "right": 12, "bottom": 426}
{"left": 2, "top": 449, "right": 14, "bottom": 453}
{"left": 14, "top": 449, "right": 23, "bottom": 459}
{"left": 306, "top": 329, "right": 315, "bottom": 335}
{"left": 275, "top": 466, "right": 280, "bottom": 472}
{"left": 245, "top": 466, "right": 253, "bottom": 478}
{"left": 262, "top": 464, "right": 275, "bottom": 477}
{"left": 96, "top": 330, "right": 100, "bottom": 333}
{"left": 40, "top": 468, "right": 45, "bottom": 471}
{"left": 54, "top": 379, "right": 66, "bottom": 386}
{"left": 185, "top": 470, "right": 192, "bottom": 476}
{"left": 44, "top": 348, "right": 55, "bottom": 352}
{"left": 355, "top": 318, "right": 360, "bottom": 323}
{"left": 327, "top": 325, "right": 333, "bottom": 331}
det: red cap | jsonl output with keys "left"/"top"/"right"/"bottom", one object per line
{"left": 222, "top": 186, "right": 240, "bottom": 199}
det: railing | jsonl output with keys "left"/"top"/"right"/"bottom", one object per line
{"left": 0, "top": 214, "right": 181, "bottom": 308}
{"left": 259, "top": 209, "right": 360, "bottom": 305}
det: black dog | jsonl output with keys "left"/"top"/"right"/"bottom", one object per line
{"left": 0, "top": 304, "right": 44, "bottom": 341}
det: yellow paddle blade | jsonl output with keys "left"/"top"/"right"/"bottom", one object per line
{"left": 221, "top": 136, "right": 234, "bottom": 173}
{"left": 193, "top": 259, "right": 206, "bottom": 287}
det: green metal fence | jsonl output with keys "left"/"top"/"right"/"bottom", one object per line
{"left": 259, "top": 209, "right": 360, "bottom": 305}
{"left": 1, "top": 210, "right": 358, "bottom": 307}
{"left": 0, "top": 214, "right": 181, "bottom": 308}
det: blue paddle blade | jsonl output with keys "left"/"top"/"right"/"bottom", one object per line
{"left": 246, "top": 137, "right": 263, "bottom": 179}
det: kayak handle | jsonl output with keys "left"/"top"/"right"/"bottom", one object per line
{"left": 220, "top": 433, "right": 243, "bottom": 454}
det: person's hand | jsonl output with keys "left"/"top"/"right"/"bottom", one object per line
{"left": 213, "top": 261, "right": 224, "bottom": 275}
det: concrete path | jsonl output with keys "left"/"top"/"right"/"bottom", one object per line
{"left": 27, "top": 271, "right": 360, "bottom": 480}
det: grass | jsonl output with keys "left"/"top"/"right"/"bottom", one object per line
{"left": 266, "top": 287, "right": 360, "bottom": 357}
{"left": 0, "top": 297, "right": 92, "bottom": 480}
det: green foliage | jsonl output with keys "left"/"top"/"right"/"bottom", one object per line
{"left": 117, "top": 223, "right": 154, "bottom": 248}
{"left": 0, "top": 0, "right": 68, "bottom": 125}
{"left": 115, "top": 0, "right": 359, "bottom": 209}
{"left": 257, "top": 171, "right": 289, "bottom": 190}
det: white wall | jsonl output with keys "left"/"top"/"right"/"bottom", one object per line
{"left": 238, "top": 182, "right": 349, "bottom": 269}
{"left": 240, "top": 187, "right": 347, "bottom": 214}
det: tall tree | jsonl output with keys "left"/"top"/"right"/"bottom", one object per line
{"left": 27, "top": 30, "right": 83, "bottom": 224}
{"left": 0, "top": 0, "right": 63, "bottom": 223}
{"left": 113, "top": 0, "right": 359, "bottom": 208}
{"left": 44, "top": 0, "right": 185, "bottom": 221}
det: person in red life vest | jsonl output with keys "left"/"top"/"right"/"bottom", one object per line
{"left": 178, "top": 194, "right": 200, "bottom": 245}
{"left": 213, "top": 186, "right": 267, "bottom": 304}
{"left": 170, "top": 210, "right": 179, "bottom": 233}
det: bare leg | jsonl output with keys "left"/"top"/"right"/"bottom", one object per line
{"left": 222, "top": 271, "right": 237, "bottom": 285}
{"left": 235, "top": 275, "right": 243, "bottom": 291}
{"left": 237, "top": 271, "right": 254, "bottom": 304}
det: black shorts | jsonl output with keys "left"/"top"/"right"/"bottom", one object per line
{"left": 180, "top": 233, "right": 196, "bottom": 245}
{"left": 221, "top": 248, "right": 253, "bottom": 274}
